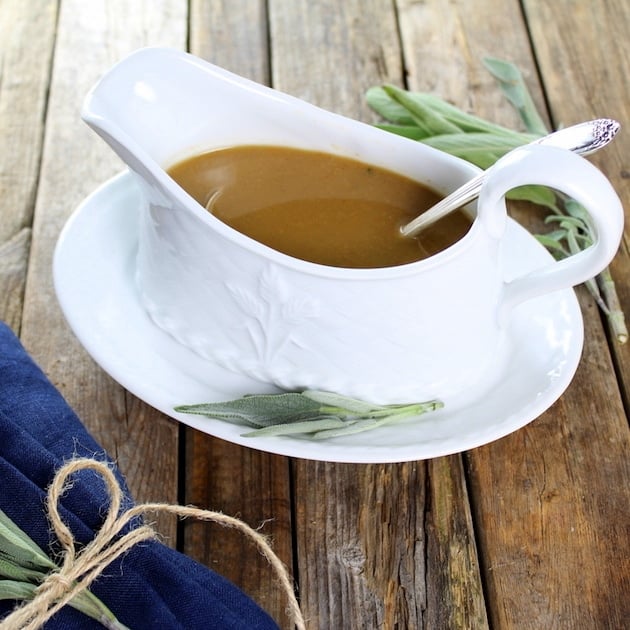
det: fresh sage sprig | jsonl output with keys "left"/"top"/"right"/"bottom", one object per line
{"left": 366, "top": 57, "right": 627, "bottom": 343}
{"left": 0, "top": 509, "right": 128, "bottom": 629}
{"left": 175, "top": 390, "right": 443, "bottom": 439}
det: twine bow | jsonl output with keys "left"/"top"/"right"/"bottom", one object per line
{"left": 1, "top": 458, "right": 304, "bottom": 630}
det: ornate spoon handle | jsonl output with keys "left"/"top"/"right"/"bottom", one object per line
{"left": 401, "top": 118, "right": 620, "bottom": 237}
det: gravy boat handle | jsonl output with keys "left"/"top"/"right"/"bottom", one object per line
{"left": 476, "top": 145, "right": 624, "bottom": 320}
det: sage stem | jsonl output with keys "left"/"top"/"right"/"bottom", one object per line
{"left": 597, "top": 266, "right": 628, "bottom": 343}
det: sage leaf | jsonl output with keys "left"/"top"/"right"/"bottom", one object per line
{"left": 366, "top": 86, "right": 416, "bottom": 125}
{"left": 382, "top": 85, "right": 463, "bottom": 135}
{"left": 177, "top": 391, "right": 443, "bottom": 440}
{"left": 312, "top": 418, "right": 383, "bottom": 439}
{"left": 301, "top": 390, "right": 386, "bottom": 413}
{"left": 506, "top": 185, "right": 560, "bottom": 210}
{"left": 242, "top": 416, "right": 348, "bottom": 437}
{"left": 0, "top": 578, "right": 37, "bottom": 601}
{"left": 534, "top": 234, "right": 570, "bottom": 259}
{"left": 0, "top": 555, "right": 45, "bottom": 582}
{"left": 0, "top": 510, "right": 129, "bottom": 629}
{"left": 175, "top": 393, "right": 323, "bottom": 427}
{"left": 374, "top": 123, "right": 428, "bottom": 140}
{"left": 482, "top": 57, "right": 548, "bottom": 136}
{"left": 69, "top": 590, "right": 131, "bottom": 630}
{"left": 0, "top": 510, "right": 56, "bottom": 572}
{"left": 419, "top": 92, "right": 526, "bottom": 137}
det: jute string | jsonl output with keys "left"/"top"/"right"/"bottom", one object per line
{"left": 1, "top": 458, "right": 305, "bottom": 630}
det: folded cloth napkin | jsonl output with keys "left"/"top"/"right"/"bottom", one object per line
{"left": 0, "top": 321, "right": 279, "bottom": 629}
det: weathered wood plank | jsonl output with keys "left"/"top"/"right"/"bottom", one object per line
{"left": 185, "top": 3, "right": 294, "bottom": 628}
{"left": 184, "top": 436, "right": 293, "bottom": 628}
{"left": 293, "top": 461, "right": 428, "bottom": 628}
{"left": 190, "top": 0, "right": 269, "bottom": 82}
{"left": 20, "top": 0, "right": 187, "bottom": 541}
{"left": 270, "top": 1, "right": 486, "bottom": 627}
{"left": 424, "top": 456, "right": 487, "bottom": 629}
{"left": 0, "top": 0, "right": 57, "bottom": 328}
{"left": 0, "top": 227, "right": 30, "bottom": 332}
{"left": 0, "top": 0, "right": 57, "bottom": 242}
{"left": 294, "top": 459, "right": 487, "bottom": 629}
{"left": 269, "top": 0, "right": 402, "bottom": 121}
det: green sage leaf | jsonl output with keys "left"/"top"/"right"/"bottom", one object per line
{"left": 175, "top": 393, "right": 323, "bottom": 427}
{"left": 0, "top": 510, "right": 129, "bottom": 629}
{"left": 382, "top": 85, "right": 463, "bottom": 135}
{"left": 482, "top": 57, "right": 548, "bottom": 136}
{"left": 544, "top": 215, "right": 589, "bottom": 231}
{"left": 242, "top": 416, "right": 348, "bottom": 437}
{"left": 0, "top": 510, "right": 56, "bottom": 572}
{"left": 365, "top": 86, "right": 416, "bottom": 124}
{"left": 70, "top": 590, "right": 131, "bottom": 630}
{"left": 373, "top": 123, "right": 429, "bottom": 140}
{"left": 0, "top": 555, "right": 45, "bottom": 582}
{"left": 505, "top": 185, "right": 560, "bottom": 210}
{"left": 177, "top": 392, "right": 443, "bottom": 440}
{"left": 0, "top": 578, "right": 37, "bottom": 601}
{"left": 418, "top": 92, "right": 527, "bottom": 137}
{"left": 302, "top": 390, "right": 386, "bottom": 414}
{"left": 534, "top": 235, "right": 570, "bottom": 258}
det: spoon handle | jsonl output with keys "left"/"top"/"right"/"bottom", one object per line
{"left": 401, "top": 118, "right": 620, "bottom": 237}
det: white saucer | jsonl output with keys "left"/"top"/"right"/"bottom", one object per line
{"left": 53, "top": 172, "right": 584, "bottom": 463}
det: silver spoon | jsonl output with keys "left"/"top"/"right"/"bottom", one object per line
{"left": 401, "top": 118, "right": 621, "bottom": 237}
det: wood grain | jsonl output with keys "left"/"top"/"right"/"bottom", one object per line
{"left": 0, "top": 227, "right": 30, "bottom": 332}
{"left": 269, "top": 0, "right": 402, "bottom": 120}
{"left": 19, "top": 0, "right": 187, "bottom": 541}
{"left": 396, "top": 0, "right": 545, "bottom": 127}
{"left": 293, "top": 461, "right": 429, "bottom": 629}
{"left": 184, "top": 437, "right": 293, "bottom": 628}
{"left": 425, "top": 456, "right": 488, "bottom": 629}
{"left": 295, "top": 459, "right": 488, "bottom": 629}
{"left": 0, "top": 0, "right": 57, "bottom": 328}
{"left": 190, "top": 0, "right": 269, "bottom": 82}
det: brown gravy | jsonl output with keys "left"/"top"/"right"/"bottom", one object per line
{"left": 167, "top": 145, "right": 472, "bottom": 268}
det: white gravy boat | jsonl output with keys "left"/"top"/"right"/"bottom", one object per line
{"left": 82, "top": 48, "right": 624, "bottom": 404}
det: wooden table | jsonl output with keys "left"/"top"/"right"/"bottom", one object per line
{"left": 2, "top": 1, "right": 628, "bottom": 628}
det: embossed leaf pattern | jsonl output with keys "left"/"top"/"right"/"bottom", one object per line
{"left": 282, "top": 295, "right": 319, "bottom": 324}
{"left": 259, "top": 266, "right": 286, "bottom": 302}
{"left": 226, "top": 283, "right": 265, "bottom": 320}
{"left": 225, "top": 265, "right": 321, "bottom": 366}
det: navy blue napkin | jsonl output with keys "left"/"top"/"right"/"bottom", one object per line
{"left": 0, "top": 321, "right": 279, "bottom": 629}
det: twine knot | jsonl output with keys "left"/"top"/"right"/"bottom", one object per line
{"left": 0, "top": 458, "right": 304, "bottom": 629}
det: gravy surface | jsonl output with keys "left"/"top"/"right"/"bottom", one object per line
{"left": 167, "top": 145, "right": 472, "bottom": 268}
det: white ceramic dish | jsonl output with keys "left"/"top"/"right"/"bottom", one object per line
{"left": 53, "top": 172, "right": 584, "bottom": 463}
